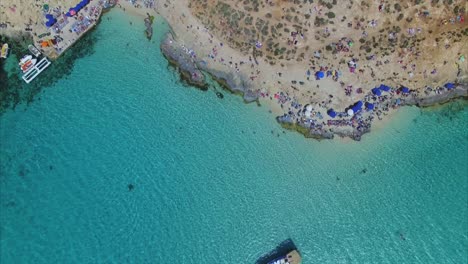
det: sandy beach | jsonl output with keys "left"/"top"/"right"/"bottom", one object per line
{"left": 1, "top": 0, "right": 467, "bottom": 140}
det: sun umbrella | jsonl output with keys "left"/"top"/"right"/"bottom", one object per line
{"left": 371, "top": 88, "right": 381, "bottom": 96}
{"left": 316, "top": 71, "right": 325, "bottom": 79}
{"left": 444, "top": 83, "right": 455, "bottom": 89}
{"left": 379, "top": 84, "right": 391, "bottom": 92}
{"left": 365, "top": 102, "right": 374, "bottom": 110}
{"left": 401, "top": 87, "right": 410, "bottom": 93}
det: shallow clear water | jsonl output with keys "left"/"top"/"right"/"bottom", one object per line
{"left": 1, "top": 10, "right": 467, "bottom": 263}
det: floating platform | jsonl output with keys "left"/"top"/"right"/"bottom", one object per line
{"left": 22, "top": 57, "right": 51, "bottom": 84}
{"left": 256, "top": 239, "right": 302, "bottom": 264}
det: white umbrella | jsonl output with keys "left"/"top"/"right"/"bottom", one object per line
{"left": 347, "top": 109, "right": 354, "bottom": 116}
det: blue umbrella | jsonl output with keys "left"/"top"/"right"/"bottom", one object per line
{"left": 379, "top": 84, "right": 391, "bottom": 91}
{"left": 316, "top": 71, "right": 325, "bottom": 79}
{"left": 350, "top": 101, "right": 363, "bottom": 114}
{"left": 371, "top": 88, "right": 381, "bottom": 96}
{"left": 444, "top": 83, "right": 455, "bottom": 89}
{"left": 45, "top": 14, "right": 54, "bottom": 19}
{"left": 365, "top": 102, "right": 374, "bottom": 110}
{"left": 401, "top": 87, "right": 410, "bottom": 93}
{"left": 327, "top": 109, "right": 337, "bottom": 118}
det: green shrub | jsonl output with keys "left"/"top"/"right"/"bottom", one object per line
{"left": 394, "top": 3, "right": 402, "bottom": 12}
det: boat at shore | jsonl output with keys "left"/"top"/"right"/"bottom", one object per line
{"left": 28, "top": 44, "right": 42, "bottom": 57}
{"left": 0, "top": 43, "right": 8, "bottom": 58}
{"left": 19, "top": 55, "right": 37, "bottom": 73}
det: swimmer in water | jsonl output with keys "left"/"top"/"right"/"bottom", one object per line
{"left": 399, "top": 232, "right": 406, "bottom": 241}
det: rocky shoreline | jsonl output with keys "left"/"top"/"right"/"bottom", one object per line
{"left": 143, "top": 13, "right": 154, "bottom": 40}
{"left": 279, "top": 83, "right": 467, "bottom": 141}
{"left": 402, "top": 84, "right": 468, "bottom": 107}
{"left": 160, "top": 33, "right": 467, "bottom": 141}
{"left": 160, "top": 33, "right": 207, "bottom": 89}
{"left": 160, "top": 33, "right": 258, "bottom": 102}
{"left": 285, "top": 83, "right": 466, "bottom": 141}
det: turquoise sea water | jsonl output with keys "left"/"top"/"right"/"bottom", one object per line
{"left": 1, "top": 10, "right": 467, "bottom": 263}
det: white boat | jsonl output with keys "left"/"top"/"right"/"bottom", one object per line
{"left": 0, "top": 43, "right": 8, "bottom": 58}
{"left": 28, "top": 44, "right": 42, "bottom": 57}
{"left": 19, "top": 55, "right": 37, "bottom": 73}
{"left": 19, "top": 55, "right": 32, "bottom": 64}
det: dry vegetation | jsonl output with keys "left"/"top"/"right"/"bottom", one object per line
{"left": 189, "top": 0, "right": 467, "bottom": 87}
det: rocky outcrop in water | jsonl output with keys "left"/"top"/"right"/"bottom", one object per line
{"left": 277, "top": 83, "right": 467, "bottom": 141}
{"left": 201, "top": 68, "right": 257, "bottom": 102}
{"left": 160, "top": 33, "right": 206, "bottom": 89}
{"left": 144, "top": 13, "right": 153, "bottom": 40}
{"left": 160, "top": 33, "right": 258, "bottom": 102}
{"left": 402, "top": 84, "right": 468, "bottom": 107}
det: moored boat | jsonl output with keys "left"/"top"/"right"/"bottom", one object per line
{"left": 0, "top": 43, "right": 9, "bottom": 59}
{"left": 19, "top": 55, "right": 37, "bottom": 73}
{"left": 256, "top": 239, "right": 302, "bottom": 264}
{"left": 28, "top": 44, "right": 42, "bottom": 57}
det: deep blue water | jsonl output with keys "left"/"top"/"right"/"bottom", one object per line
{"left": 1, "top": 10, "right": 467, "bottom": 263}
